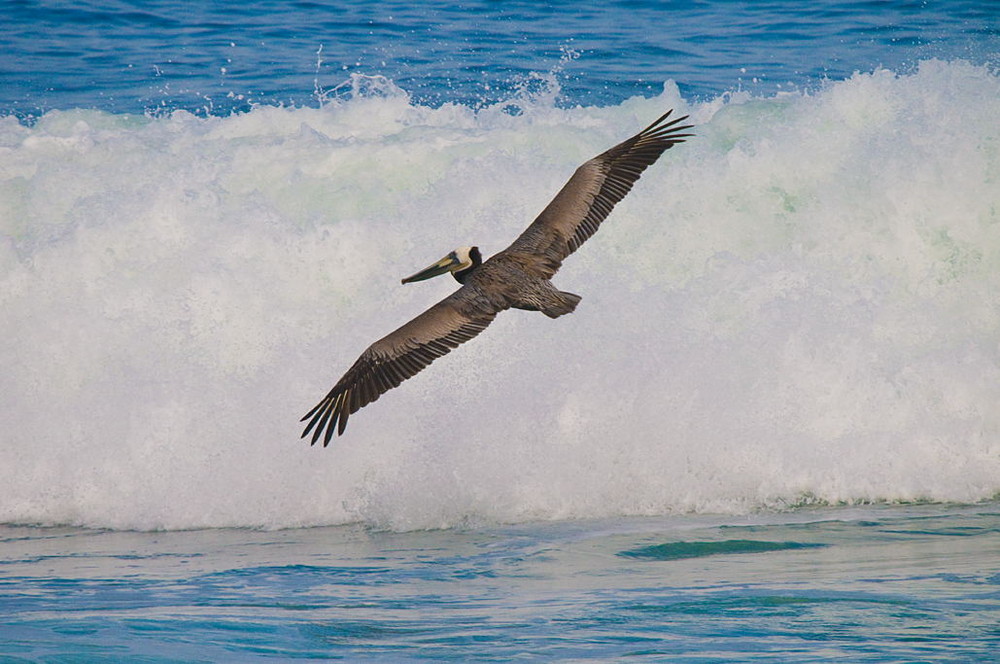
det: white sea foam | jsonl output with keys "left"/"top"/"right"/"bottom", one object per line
{"left": 1, "top": 60, "right": 998, "bottom": 531}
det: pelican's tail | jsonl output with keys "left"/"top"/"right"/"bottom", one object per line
{"left": 542, "top": 291, "right": 582, "bottom": 319}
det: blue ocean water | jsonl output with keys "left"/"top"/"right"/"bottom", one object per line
{"left": 2, "top": 506, "right": 1000, "bottom": 661}
{"left": 3, "top": 0, "right": 998, "bottom": 116}
{"left": 2, "top": 0, "right": 999, "bottom": 660}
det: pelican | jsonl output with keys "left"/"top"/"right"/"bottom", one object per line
{"left": 302, "top": 110, "right": 693, "bottom": 444}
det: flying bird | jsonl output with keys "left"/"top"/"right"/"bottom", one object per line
{"left": 301, "top": 110, "right": 693, "bottom": 444}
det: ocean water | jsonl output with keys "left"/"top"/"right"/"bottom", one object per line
{"left": 2, "top": 0, "right": 999, "bottom": 660}
{"left": 2, "top": 505, "right": 999, "bottom": 661}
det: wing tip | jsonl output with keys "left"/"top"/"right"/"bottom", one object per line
{"left": 640, "top": 108, "right": 676, "bottom": 133}
{"left": 644, "top": 111, "right": 694, "bottom": 142}
{"left": 299, "top": 391, "right": 348, "bottom": 446}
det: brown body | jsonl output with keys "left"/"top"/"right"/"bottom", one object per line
{"left": 302, "top": 110, "right": 693, "bottom": 443}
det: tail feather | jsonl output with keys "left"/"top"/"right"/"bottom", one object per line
{"left": 542, "top": 291, "right": 581, "bottom": 318}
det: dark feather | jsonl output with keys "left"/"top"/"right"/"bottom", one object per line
{"left": 501, "top": 109, "right": 692, "bottom": 276}
{"left": 301, "top": 289, "right": 498, "bottom": 445}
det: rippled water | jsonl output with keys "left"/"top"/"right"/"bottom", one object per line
{"left": 3, "top": 0, "right": 997, "bottom": 115}
{"left": 3, "top": 505, "right": 999, "bottom": 661}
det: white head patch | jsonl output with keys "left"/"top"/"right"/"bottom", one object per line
{"left": 454, "top": 246, "right": 474, "bottom": 270}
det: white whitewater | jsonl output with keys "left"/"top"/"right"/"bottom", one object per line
{"left": 1, "top": 61, "right": 998, "bottom": 531}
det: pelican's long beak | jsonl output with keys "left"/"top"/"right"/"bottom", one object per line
{"left": 401, "top": 251, "right": 460, "bottom": 284}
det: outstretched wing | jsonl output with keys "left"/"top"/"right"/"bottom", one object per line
{"left": 501, "top": 109, "right": 693, "bottom": 278}
{"left": 301, "top": 287, "right": 498, "bottom": 444}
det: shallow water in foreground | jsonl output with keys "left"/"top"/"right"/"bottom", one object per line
{"left": 2, "top": 503, "right": 998, "bottom": 661}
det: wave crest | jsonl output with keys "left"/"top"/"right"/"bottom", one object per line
{"left": 1, "top": 60, "right": 998, "bottom": 531}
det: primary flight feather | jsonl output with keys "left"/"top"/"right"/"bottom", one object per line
{"left": 301, "top": 110, "right": 693, "bottom": 444}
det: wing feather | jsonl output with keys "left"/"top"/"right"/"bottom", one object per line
{"left": 502, "top": 109, "right": 693, "bottom": 277}
{"left": 301, "top": 287, "right": 498, "bottom": 444}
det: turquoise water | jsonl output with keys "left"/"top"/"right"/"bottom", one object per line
{"left": 3, "top": 505, "right": 999, "bottom": 661}
{"left": 2, "top": 0, "right": 999, "bottom": 660}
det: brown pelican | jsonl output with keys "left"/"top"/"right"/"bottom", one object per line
{"left": 302, "top": 110, "right": 693, "bottom": 444}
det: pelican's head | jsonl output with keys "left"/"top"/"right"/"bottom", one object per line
{"left": 401, "top": 246, "right": 482, "bottom": 285}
